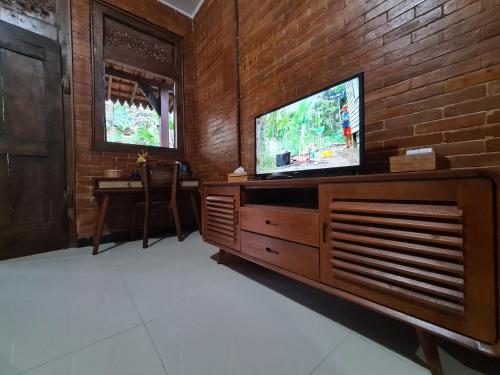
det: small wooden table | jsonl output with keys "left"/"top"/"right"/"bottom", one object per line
{"left": 92, "top": 178, "right": 201, "bottom": 255}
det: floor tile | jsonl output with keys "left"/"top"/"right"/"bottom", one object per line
{"left": 146, "top": 278, "right": 351, "bottom": 375}
{"left": 1, "top": 246, "right": 95, "bottom": 264}
{"left": 0, "top": 253, "right": 141, "bottom": 375}
{"left": 22, "top": 325, "right": 166, "bottom": 375}
{"left": 311, "top": 333, "right": 429, "bottom": 375}
{"left": 111, "top": 235, "right": 251, "bottom": 322}
{"left": 0, "top": 260, "right": 16, "bottom": 280}
{"left": 0, "top": 233, "right": 495, "bottom": 375}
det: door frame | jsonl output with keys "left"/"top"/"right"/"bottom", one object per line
{"left": 0, "top": 0, "right": 76, "bottom": 249}
{"left": 56, "top": 0, "right": 77, "bottom": 248}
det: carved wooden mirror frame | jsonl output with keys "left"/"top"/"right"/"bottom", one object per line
{"left": 91, "top": 1, "right": 184, "bottom": 156}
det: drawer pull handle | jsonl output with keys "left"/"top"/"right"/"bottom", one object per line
{"left": 265, "top": 219, "right": 278, "bottom": 226}
{"left": 265, "top": 247, "right": 280, "bottom": 255}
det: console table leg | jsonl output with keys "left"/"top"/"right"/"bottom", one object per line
{"left": 92, "top": 193, "right": 110, "bottom": 256}
{"left": 416, "top": 328, "right": 443, "bottom": 375}
{"left": 217, "top": 249, "right": 226, "bottom": 264}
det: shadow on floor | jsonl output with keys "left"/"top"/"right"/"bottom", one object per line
{"left": 211, "top": 252, "right": 500, "bottom": 374}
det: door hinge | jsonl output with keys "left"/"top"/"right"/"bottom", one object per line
{"left": 62, "top": 77, "right": 71, "bottom": 95}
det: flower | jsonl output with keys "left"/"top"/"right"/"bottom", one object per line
{"left": 136, "top": 150, "right": 149, "bottom": 164}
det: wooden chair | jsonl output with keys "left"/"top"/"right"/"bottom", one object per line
{"left": 130, "top": 162, "right": 183, "bottom": 248}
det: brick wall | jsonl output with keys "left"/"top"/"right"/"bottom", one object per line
{"left": 71, "top": 0, "right": 197, "bottom": 239}
{"left": 195, "top": 0, "right": 500, "bottom": 179}
{"left": 194, "top": 0, "right": 239, "bottom": 181}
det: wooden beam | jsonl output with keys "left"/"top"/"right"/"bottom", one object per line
{"left": 105, "top": 67, "right": 174, "bottom": 91}
{"left": 107, "top": 76, "right": 112, "bottom": 99}
{"left": 138, "top": 82, "right": 161, "bottom": 115}
{"left": 130, "top": 82, "right": 138, "bottom": 105}
{"left": 160, "top": 85, "right": 169, "bottom": 147}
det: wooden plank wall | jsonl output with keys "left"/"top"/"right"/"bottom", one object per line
{"left": 195, "top": 0, "right": 500, "bottom": 179}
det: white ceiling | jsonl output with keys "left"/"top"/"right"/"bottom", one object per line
{"left": 159, "top": 0, "right": 205, "bottom": 19}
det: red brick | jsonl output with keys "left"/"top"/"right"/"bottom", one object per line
{"left": 415, "top": 112, "right": 486, "bottom": 134}
{"left": 410, "top": 29, "right": 480, "bottom": 66}
{"left": 385, "top": 82, "right": 445, "bottom": 108}
{"left": 444, "top": 94, "right": 500, "bottom": 117}
{"left": 365, "top": 126, "right": 414, "bottom": 143}
{"left": 433, "top": 140, "right": 484, "bottom": 156}
{"left": 384, "top": 6, "right": 442, "bottom": 44}
{"left": 482, "top": 19, "right": 500, "bottom": 39}
{"left": 415, "top": 0, "right": 447, "bottom": 17}
{"left": 366, "top": 80, "right": 410, "bottom": 103}
{"left": 443, "top": 0, "right": 477, "bottom": 15}
{"left": 413, "top": 84, "right": 486, "bottom": 112}
{"left": 385, "top": 108, "right": 442, "bottom": 129}
{"left": 412, "top": 2, "right": 481, "bottom": 42}
{"left": 443, "top": 6, "right": 500, "bottom": 41}
{"left": 388, "top": 0, "right": 425, "bottom": 20}
{"left": 384, "top": 32, "right": 443, "bottom": 65}
{"left": 486, "top": 138, "right": 500, "bottom": 152}
{"left": 450, "top": 152, "right": 500, "bottom": 167}
{"left": 488, "top": 110, "right": 500, "bottom": 124}
{"left": 446, "top": 65, "right": 500, "bottom": 91}
{"left": 444, "top": 123, "right": 500, "bottom": 142}
{"left": 410, "top": 57, "right": 481, "bottom": 88}
{"left": 384, "top": 132, "right": 443, "bottom": 148}
{"left": 365, "top": 0, "right": 406, "bottom": 21}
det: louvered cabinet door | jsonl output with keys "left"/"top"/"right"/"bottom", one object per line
{"left": 203, "top": 186, "right": 240, "bottom": 251}
{"left": 319, "top": 179, "right": 496, "bottom": 342}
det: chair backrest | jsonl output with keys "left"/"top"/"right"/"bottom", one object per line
{"left": 140, "top": 162, "right": 178, "bottom": 203}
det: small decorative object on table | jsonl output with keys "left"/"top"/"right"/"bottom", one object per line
{"left": 130, "top": 169, "right": 141, "bottom": 179}
{"left": 390, "top": 148, "right": 449, "bottom": 173}
{"left": 228, "top": 166, "right": 254, "bottom": 182}
{"left": 104, "top": 169, "right": 122, "bottom": 178}
{"left": 136, "top": 149, "right": 149, "bottom": 164}
{"left": 177, "top": 160, "right": 194, "bottom": 179}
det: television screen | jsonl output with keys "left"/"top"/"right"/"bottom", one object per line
{"left": 255, "top": 74, "right": 363, "bottom": 177}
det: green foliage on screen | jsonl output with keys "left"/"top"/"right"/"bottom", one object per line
{"left": 256, "top": 84, "right": 348, "bottom": 173}
{"left": 105, "top": 100, "right": 175, "bottom": 147}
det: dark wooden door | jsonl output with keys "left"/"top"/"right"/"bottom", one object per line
{"left": 202, "top": 186, "right": 240, "bottom": 251}
{"left": 319, "top": 179, "right": 496, "bottom": 343}
{"left": 0, "top": 22, "right": 67, "bottom": 259}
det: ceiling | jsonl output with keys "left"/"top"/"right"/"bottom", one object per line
{"left": 159, "top": 0, "right": 205, "bottom": 18}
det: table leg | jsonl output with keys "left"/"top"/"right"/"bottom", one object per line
{"left": 92, "top": 193, "right": 110, "bottom": 256}
{"left": 190, "top": 191, "right": 202, "bottom": 234}
{"left": 171, "top": 202, "right": 183, "bottom": 241}
{"left": 416, "top": 328, "right": 443, "bottom": 375}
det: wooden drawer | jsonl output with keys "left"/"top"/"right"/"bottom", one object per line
{"left": 240, "top": 205, "right": 319, "bottom": 246}
{"left": 241, "top": 231, "right": 319, "bottom": 280}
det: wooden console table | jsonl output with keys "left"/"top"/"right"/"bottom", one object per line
{"left": 201, "top": 168, "right": 500, "bottom": 375}
{"left": 92, "top": 178, "right": 200, "bottom": 255}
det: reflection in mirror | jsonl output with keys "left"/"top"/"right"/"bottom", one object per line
{"left": 104, "top": 61, "right": 176, "bottom": 148}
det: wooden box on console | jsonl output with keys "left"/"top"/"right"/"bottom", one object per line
{"left": 390, "top": 152, "right": 449, "bottom": 173}
{"left": 227, "top": 172, "right": 254, "bottom": 182}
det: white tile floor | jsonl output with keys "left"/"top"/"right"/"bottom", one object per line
{"left": 0, "top": 234, "right": 495, "bottom": 374}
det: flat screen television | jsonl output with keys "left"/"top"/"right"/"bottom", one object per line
{"left": 255, "top": 73, "right": 364, "bottom": 178}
